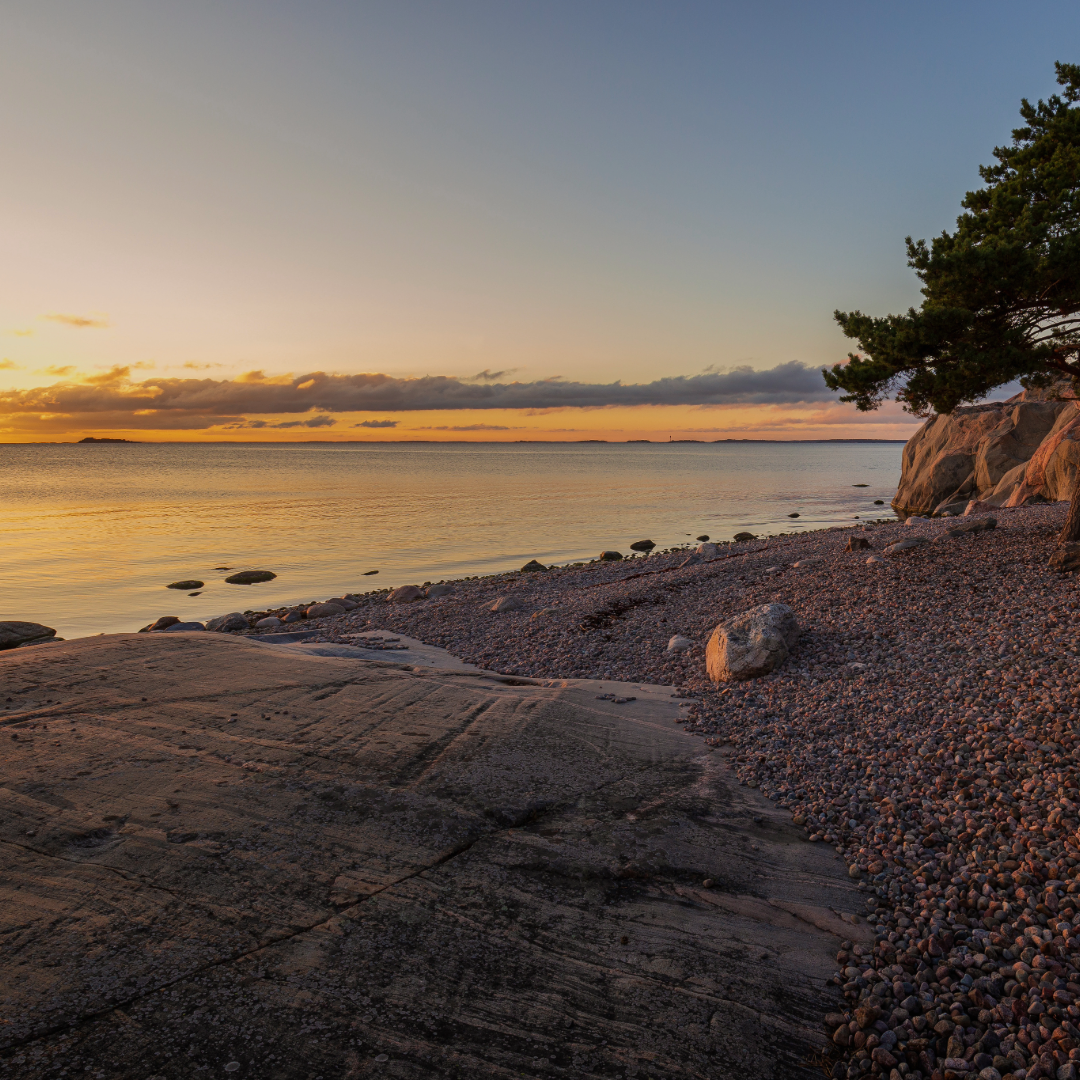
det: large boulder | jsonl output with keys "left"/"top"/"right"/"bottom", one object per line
{"left": 205, "top": 612, "right": 249, "bottom": 632}
{"left": 0, "top": 621, "right": 57, "bottom": 650}
{"left": 705, "top": 604, "right": 800, "bottom": 683}
{"left": 895, "top": 386, "right": 1080, "bottom": 516}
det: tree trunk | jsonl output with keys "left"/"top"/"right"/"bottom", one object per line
{"left": 1060, "top": 465, "right": 1080, "bottom": 544}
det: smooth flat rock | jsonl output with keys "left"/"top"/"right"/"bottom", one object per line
{"left": 0, "top": 633, "right": 860, "bottom": 1079}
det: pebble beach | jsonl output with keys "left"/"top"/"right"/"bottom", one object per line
{"left": 203, "top": 501, "right": 1080, "bottom": 1080}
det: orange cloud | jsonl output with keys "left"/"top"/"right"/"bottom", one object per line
{"left": 80, "top": 366, "right": 131, "bottom": 386}
{"left": 42, "top": 313, "right": 110, "bottom": 329}
{"left": 0, "top": 359, "right": 20, "bottom": 370}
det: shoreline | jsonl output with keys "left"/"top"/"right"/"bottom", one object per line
{"left": 7, "top": 502, "right": 1074, "bottom": 1078}
{"left": 236, "top": 500, "right": 1080, "bottom": 1079}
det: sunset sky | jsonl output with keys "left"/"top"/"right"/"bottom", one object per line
{"left": 2, "top": 1, "right": 1077, "bottom": 442}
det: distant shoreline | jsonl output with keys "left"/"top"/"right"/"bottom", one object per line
{"left": 2, "top": 438, "right": 910, "bottom": 446}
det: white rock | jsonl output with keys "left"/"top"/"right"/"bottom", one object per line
{"left": 866, "top": 555, "right": 886, "bottom": 565}
{"left": 695, "top": 542, "right": 720, "bottom": 558}
{"left": 666, "top": 635, "right": 694, "bottom": 654}
{"left": 705, "top": 603, "right": 800, "bottom": 683}
{"left": 490, "top": 596, "right": 523, "bottom": 613}
{"left": 791, "top": 557, "right": 822, "bottom": 569}
{"left": 905, "top": 515, "right": 929, "bottom": 526}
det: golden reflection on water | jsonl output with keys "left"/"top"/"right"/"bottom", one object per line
{"left": 0, "top": 441, "right": 901, "bottom": 639}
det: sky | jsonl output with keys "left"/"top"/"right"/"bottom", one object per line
{"left": 1, "top": 1, "right": 1077, "bottom": 442}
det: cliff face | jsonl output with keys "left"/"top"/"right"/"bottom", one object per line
{"left": 894, "top": 392, "right": 1080, "bottom": 515}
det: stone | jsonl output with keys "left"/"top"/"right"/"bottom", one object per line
{"left": 792, "top": 558, "right": 822, "bottom": 569}
{"left": 520, "top": 560, "right": 548, "bottom": 572}
{"left": 426, "top": 584, "right": 455, "bottom": 597}
{"left": 156, "top": 621, "right": 206, "bottom": 633}
{"left": 905, "top": 515, "right": 929, "bottom": 525}
{"left": 224, "top": 570, "right": 276, "bottom": 585}
{"left": 883, "top": 537, "right": 928, "bottom": 555}
{"left": 695, "top": 542, "right": 720, "bottom": 557}
{"left": 950, "top": 515, "right": 997, "bottom": 533}
{"left": 696, "top": 535, "right": 710, "bottom": 542}
{"left": 1050, "top": 543, "right": 1080, "bottom": 572}
{"left": 329, "top": 597, "right": 358, "bottom": 610}
{"left": 854, "top": 1005, "right": 880, "bottom": 1028}
{"left": 732, "top": 532, "right": 756, "bottom": 542}
{"left": 788, "top": 513, "right": 799, "bottom": 518}
{"left": 386, "top": 586, "right": 423, "bottom": 603}
{"left": 489, "top": 596, "right": 524, "bottom": 613}
{"left": 705, "top": 603, "right": 800, "bottom": 683}
{"left": 0, "top": 621, "right": 57, "bottom": 649}
{"left": 629, "top": 540, "right": 655, "bottom": 551}
{"left": 363, "top": 570, "right": 379, "bottom": 575}
{"left": 845, "top": 537, "right": 870, "bottom": 551}
{"left": 530, "top": 608, "right": 558, "bottom": 620}
{"left": 598, "top": 551, "right": 623, "bottom": 561}
{"left": 205, "top": 612, "right": 249, "bottom": 633}
{"left": 166, "top": 580, "right": 204, "bottom": 590}
{"left": 141, "top": 616, "right": 180, "bottom": 633}
{"left": 666, "top": 635, "right": 694, "bottom": 654}
{"left": 978, "top": 1068, "right": 1002, "bottom": 1080}
{"left": 306, "top": 603, "right": 345, "bottom": 619}
{"left": 870, "top": 1047, "right": 897, "bottom": 1068}
{"left": 255, "top": 616, "right": 282, "bottom": 629}
{"left": 281, "top": 610, "right": 306, "bottom": 623}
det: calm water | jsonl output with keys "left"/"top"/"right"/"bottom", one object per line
{"left": 1, "top": 441, "right": 902, "bottom": 640}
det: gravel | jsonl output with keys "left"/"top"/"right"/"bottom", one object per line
{"left": 237, "top": 502, "right": 1080, "bottom": 1080}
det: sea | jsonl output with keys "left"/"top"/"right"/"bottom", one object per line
{"left": 1, "top": 440, "right": 903, "bottom": 641}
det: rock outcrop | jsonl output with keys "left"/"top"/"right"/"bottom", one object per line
{"left": 894, "top": 388, "right": 1080, "bottom": 516}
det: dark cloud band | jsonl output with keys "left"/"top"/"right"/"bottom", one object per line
{"left": 0, "top": 362, "right": 836, "bottom": 427}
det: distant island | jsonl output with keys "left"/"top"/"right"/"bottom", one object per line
{"left": 78, "top": 437, "right": 136, "bottom": 443}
